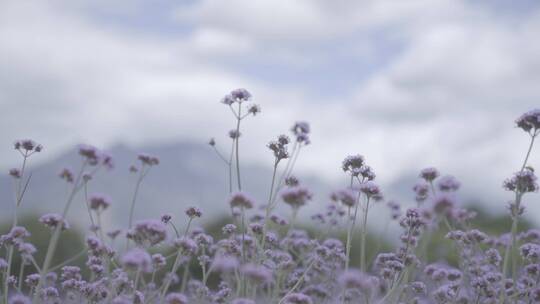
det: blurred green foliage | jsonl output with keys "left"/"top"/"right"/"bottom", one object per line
{"left": 0, "top": 213, "right": 86, "bottom": 284}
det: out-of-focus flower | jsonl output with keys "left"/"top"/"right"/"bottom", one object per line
{"left": 121, "top": 248, "right": 152, "bottom": 273}
{"left": 281, "top": 186, "right": 312, "bottom": 210}
{"left": 185, "top": 207, "right": 202, "bottom": 219}
{"left": 39, "top": 213, "right": 69, "bottom": 230}
{"left": 229, "top": 192, "right": 254, "bottom": 209}
{"left": 516, "top": 109, "right": 540, "bottom": 133}
{"left": 89, "top": 194, "right": 112, "bottom": 211}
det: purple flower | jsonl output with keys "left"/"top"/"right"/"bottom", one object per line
{"left": 127, "top": 219, "right": 167, "bottom": 246}
{"left": 78, "top": 144, "right": 100, "bottom": 165}
{"left": 228, "top": 129, "right": 241, "bottom": 139}
{"left": 174, "top": 237, "right": 198, "bottom": 255}
{"left": 331, "top": 189, "right": 357, "bottom": 208}
{"left": 437, "top": 175, "right": 461, "bottom": 192}
{"left": 420, "top": 167, "right": 439, "bottom": 182}
{"left": 503, "top": 167, "right": 538, "bottom": 193}
{"left": 14, "top": 139, "right": 42, "bottom": 153}
{"left": 248, "top": 104, "right": 261, "bottom": 116}
{"left": 8, "top": 294, "right": 31, "bottom": 304}
{"left": 58, "top": 168, "right": 74, "bottom": 183}
{"left": 281, "top": 186, "right": 313, "bottom": 209}
{"left": 165, "top": 293, "right": 188, "bottom": 304}
{"left": 240, "top": 264, "right": 273, "bottom": 284}
{"left": 137, "top": 153, "right": 159, "bottom": 166}
{"left": 212, "top": 256, "right": 239, "bottom": 273}
{"left": 229, "top": 192, "right": 254, "bottom": 209}
{"left": 291, "top": 121, "right": 310, "bottom": 144}
{"left": 432, "top": 193, "right": 456, "bottom": 215}
{"left": 230, "top": 88, "right": 252, "bottom": 102}
{"left": 89, "top": 194, "right": 112, "bottom": 211}
{"left": 282, "top": 292, "right": 313, "bottom": 304}
{"left": 358, "top": 181, "right": 382, "bottom": 198}
{"left": 161, "top": 213, "right": 172, "bottom": 224}
{"left": 342, "top": 155, "right": 365, "bottom": 174}
{"left": 516, "top": 109, "right": 540, "bottom": 133}
{"left": 8, "top": 168, "right": 21, "bottom": 179}
{"left": 121, "top": 248, "right": 152, "bottom": 273}
{"left": 39, "top": 213, "right": 69, "bottom": 230}
{"left": 185, "top": 207, "right": 203, "bottom": 218}
{"left": 339, "top": 269, "right": 377, "bottom": 292}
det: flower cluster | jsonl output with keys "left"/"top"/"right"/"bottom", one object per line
{"left": 1, "top": 100, "right": 539, "bottom": 304}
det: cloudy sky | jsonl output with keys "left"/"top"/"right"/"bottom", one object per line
{"left": 1, "top": 0, "right": 540, "bottom": 216}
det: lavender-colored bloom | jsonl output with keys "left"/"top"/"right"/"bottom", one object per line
{"left": 8, "top": 295, "right": 31, "bottom": 304}
{"left": 222, "top": 224, "right": 237, "bottom": 235}
{"left": 413, "top": 181, "right": 430, "bottom": 202}
{"left": 248, "top": 104, "right": 261, "bottom": 115}
{"left": 282, "top": 292, "right": 313, "bottom": 304}
{"left": 9, "top": 168, "right": 21, "bottom": 179}
{"left": 339, "top": 269, "right": 377, "bottom": 293}
{"left": 165, "top": 293, "right": 188, "bottom": 304}
{"left": 185, "top": 206, "right": 203, "bottom": 218}
{"left": 228, "top": 129, "right": 241, "bottom": 139}
{"left": 331, "top": 189, "right": 357, "bottom": 208}
{"left": 161, "top": 213, "right": 172, "bottom": 224}
{"left": 291, "top": 121, "right": 311, "bottom": 143}
{"left": 432, "top": 193, "right": 456, "bottom": 215}
{"left": 240, "top": 264, "right": 273, "bottom": 284}
{"left": 152, "top": 253, "right": 166, "bottom": 269}
{"left": 17, "top": 242, "right": 36, "bottom": 258}
{"left": 174, "top": 237, "right": 198, "bottom": 255}
{"left": 420, "top": 167, "right": 440, "bottom": 182}
{"left": 89, "top": 193, "right": 112, "bottom": 211}
{"left": 229, "top": 192, "right": 254, "bottom": 209}
{"left": 503, "top": 167, "right": 538, "bottom": 193}
{"left": 78, "top": 144, "right": 100, "bottom": 165}
{"left": 212, "top": 256, "right": 239, "bottom": 273}
{"left": 121, "top": 248, "right": 152, "bottom": 273}
{"left": 137, "top": 153, "right": 159, "bottom": 166}
{"left": 39, "top": 213, "right": 69, "bottom": 230}
{"left": 285, "top": 175, "right": 299, "bottom": 186}
{"left": 221, "top": 95, "right": 235, "bottom": 105}
{"left": 516, "top": 109, "right": 540, "bottom": 133}
{"left": 342, "top": 155, "right": 365, "bottom": 174}
{"left": 128, "top": 219, "right": 167, "bottom": 246}
{"left": 437, "top": 175, "right": 461, "bottom": 192}
{"left": 230, "top": 88, "right": 252, "bottom": 102}
{"left": 281, "top": 186, "right": 313, "bottom": 209}
{"left": 358, "top": 181, "right": 382, "bottom": 198}
{"left": 14, "top": 139, "right": 42, "bottom": 153}
{"left": 58, "top": 168, "right": 74, "bottom": 183}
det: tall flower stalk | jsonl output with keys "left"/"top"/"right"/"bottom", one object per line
{"left": 3, "top": 140, "right": 41, "bottom": 304}
{"left": 501, "top": 110, "right": 540, "bottom": 287}
{"left": 126, "top": 154, "right": 159, "bottom": 249}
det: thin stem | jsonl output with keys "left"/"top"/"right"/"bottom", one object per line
{"left": 235, "top": 104, "right": 242, "bottom": 191}
{"left": 360, "top": 197, "right": 371, "bottom": 272}
{"left": 345, "top": 207, "right": 352, "bottom": 272}
{"left": 277, "top": 259, "right": 315, "bottom": 304}
{"left": 49, "top": 249, "right": 87, "bottom": 272}
{"left": 33, "top": 160, "right": 88, "bottom": 301}
{"left": 127, "top": 166, "right": 147, "bottom": 250}
{"left": 17, "top": 261, "right": 25, "bottom": 292}
{"left": 228, "top": 139, "right": 235, "bottom": 194}
{"left": 260, "top": 160, "right": 279, "bottom": 256}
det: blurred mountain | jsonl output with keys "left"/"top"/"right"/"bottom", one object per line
{"left": 0, "top": 141, "right": 332, "bottom": 232}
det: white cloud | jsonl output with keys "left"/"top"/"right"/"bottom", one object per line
{"left": 1, "top": 0, "right": 540, "bottom": 219}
